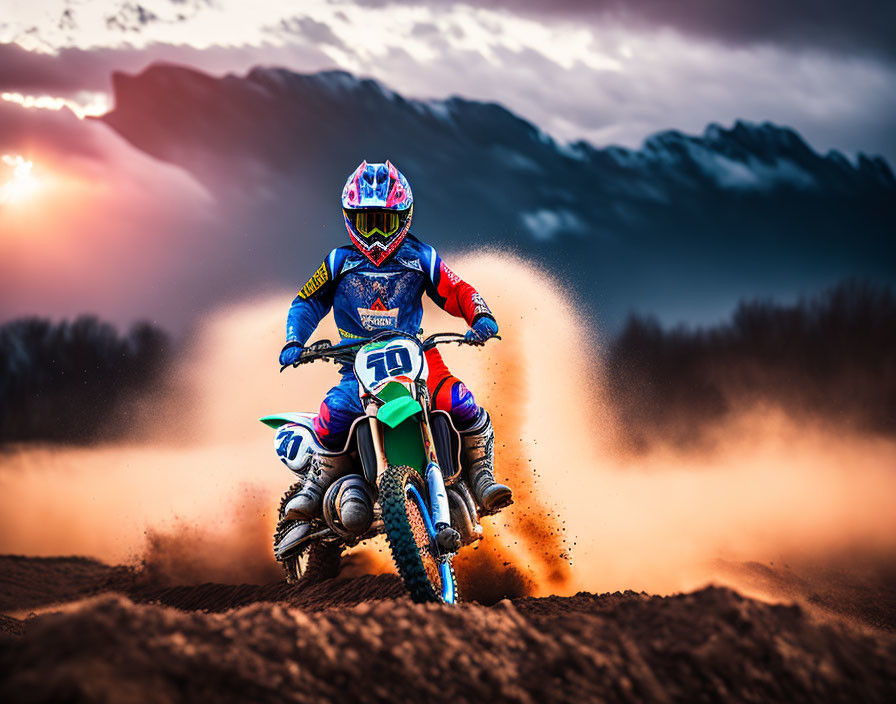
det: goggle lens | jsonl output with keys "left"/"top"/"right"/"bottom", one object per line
{"left": 352, "top": 210, "right": 401, "bottom": 238}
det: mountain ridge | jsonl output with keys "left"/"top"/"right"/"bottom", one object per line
{"left": 104, "top": 63, "right": 894, "bottom": 191}
{"left": 98, "top": 62, "right": 896, "bottom": 326}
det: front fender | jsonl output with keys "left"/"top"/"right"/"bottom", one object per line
{"left": 378, "top": 396, "right": 423, "bottom": 428}
{"left": 374, "top": 382, "right": 427, "bottom": 474}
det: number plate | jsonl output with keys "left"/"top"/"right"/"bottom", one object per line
{"left": 273, "top": 422, "right": 316, "bottom": 473}
{"left": 354, "top": 338, "right": 427, "bottom": 393}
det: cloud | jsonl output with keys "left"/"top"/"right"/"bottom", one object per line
{"left": 358, "top": 0, "right": 896, "bottom": 60}
{"left": 5, "top": 1, "right": 894, "bottom": 64}
{"left": 0, "top": 43, "right": 113, "bottom": 94}
{"left": 271, "top": 16, "right": 346, "bottom": 49}
{"left": 4, "top": 5, "right": 896, "bottom": 168}
{"left": 0, "top": 40, "right": 334, "bottom": 97}
{"left": 0, "top": 98, "right": 107, "bottom": 159}
{"left": 336, "top": 23, "right": 896, "bottom": 164}
{"left": 105, "top": 4, "right": 161, "bottom": 33}
{"left": 3, "top": 1, "right": 896, "bottom": 169}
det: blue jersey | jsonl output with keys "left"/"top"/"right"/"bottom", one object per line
{"left": 286, "top": 234, "right": 493, "bottom": 345}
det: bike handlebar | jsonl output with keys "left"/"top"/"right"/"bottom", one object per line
{"left": 279, "top": 331, "right": 500, "bottom": 372}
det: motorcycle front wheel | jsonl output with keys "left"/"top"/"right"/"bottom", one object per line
{"left": 380, "top": 464, "right": 458, "bottom": 604}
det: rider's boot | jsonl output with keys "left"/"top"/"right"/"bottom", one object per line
{"left": 283, "top": 452, "right": 350, "bottom": 521}
{"left": 460, "top": 408, "right": 513, "bottom": 513}
{"left": 337, "top": 481, "right": 375, "bottom": 534}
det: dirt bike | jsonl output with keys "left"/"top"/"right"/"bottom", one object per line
{"left": 261, "top": 330, "right": 502, "bottom": 604}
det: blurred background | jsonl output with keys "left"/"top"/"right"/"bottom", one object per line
{"left": 1, "top": 1, "right": 895, "bottom": 605}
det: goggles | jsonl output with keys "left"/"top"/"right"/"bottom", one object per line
{"left": 346, "top": 209, "right": 403, "bottom": 239}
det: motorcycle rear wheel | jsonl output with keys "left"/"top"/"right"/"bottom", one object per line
{"left": 282, "top": 541, "right": 343, "bottom": 585}
{"left": 380, "top": 464, "right": 459, "bottom": 604}
{"left": 276, "top": 481, "right": 342, "bottom": 585}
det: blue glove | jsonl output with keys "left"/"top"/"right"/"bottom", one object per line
{"left": 465, "top": 317, "right": 499, "bottom": 344}
{"left": 279, "top": 341, "right": 304, "bottom": 366}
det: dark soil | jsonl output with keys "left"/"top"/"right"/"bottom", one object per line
{"left": 2, "top": 555, "right": 895, "bottom": 703}
{"left": 0, "top": 555, "right": 121, "bottom": 613}
{"left": 714, "top": 555, "right": 896, "bottom": 633}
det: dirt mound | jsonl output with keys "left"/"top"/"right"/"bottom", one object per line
{"left": 0, "top": 555, "right": 121, "bottom": 613}
{"left": 0, "top": 614, "right": 24, "bottom": 636}
{"left": 4, "top": 555, "right": 896, "bottom": 701}
{"left": 713, "top": 555, "right": 896, "bottom": 633}
{"left": 124, "top": 573, "right": 408, "bottom": 613}
{"left": 2, "top": 586, "right": 894, "bottom": 704}
{"left": 0, "top": 554, "right": 410, "bottom": 616}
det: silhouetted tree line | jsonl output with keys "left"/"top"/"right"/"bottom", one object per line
{"left": 4, "top": 280, "right": 895, "bottom": 448}
{"left": 0, "top": 316, "right": 170, "bottom": 444}
{"left": 606, "top": 279, "right": 896, "bottom": 451}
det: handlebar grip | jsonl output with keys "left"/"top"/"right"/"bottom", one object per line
{"left": 280, "top": 349, "right": 340, "bottom": 371}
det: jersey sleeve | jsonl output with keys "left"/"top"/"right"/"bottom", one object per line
{"left": 285, "top": 250, "right": 339, "bottom": 344}
{"left": 422, "top": 246, "right": 495, "bottom": 327}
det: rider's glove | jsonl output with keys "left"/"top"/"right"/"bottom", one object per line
{"left": 465, "top": 317, "right": 498, "bottom": 345}
{"left": 279, "top": 341, "right": 304, "bottom": 366}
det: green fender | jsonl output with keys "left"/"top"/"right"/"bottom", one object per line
{"left": 376, "top": 382, "right": 426, "bottom": 475}
{"left": 259, "top": 412, "right": 311, "bottom": 429}
{"left": 378, "top": 396, "right": 423, "bottom": 428}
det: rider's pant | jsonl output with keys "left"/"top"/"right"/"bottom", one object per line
{"left": 313, "top": 347, "right": 480, "bottom": 450}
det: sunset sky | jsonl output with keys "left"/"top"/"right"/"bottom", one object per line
{"left": 1, "top": 1, "right": 894, "bottom": 331}
{"left": 4, "top": 0, "right": 895, "bottom": 158}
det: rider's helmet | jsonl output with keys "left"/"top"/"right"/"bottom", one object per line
{"left": 341, "top": 160, "right": 413, "bottom": 266}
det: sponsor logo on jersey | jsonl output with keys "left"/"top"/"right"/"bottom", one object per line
{"left": 357, "top": 297, "right": 399, "bottom": 331}
{"left": 471, "top": 292, "right": 492, "bottom": 317}
{"left": 355, "top": 270, "right": 403, "bottom": 279}
{"left": 298, "top": 262, "right": 329, "bottom": 299}
{"left": 396, "top": 256, "right": 423, "bottom": 272}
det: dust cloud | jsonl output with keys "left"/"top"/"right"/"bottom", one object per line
{"left": 2, "top": 252, "right": 895, "bottom": 600}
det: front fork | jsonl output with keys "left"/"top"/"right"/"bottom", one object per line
{"left": 420, "top": 410, "right": 452, "bottom": 530}
{"left": 366, "top": 403, "right": 454, "bottom": 551}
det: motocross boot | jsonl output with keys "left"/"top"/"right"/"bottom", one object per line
{"left": 461, "top": 409, "right": 513, "bottom": 513}
{"left": 336, "top": 480, "right": 375, "bottom": 535}
{"left": 282, "top": 452, "right": 350, "bottom": 521}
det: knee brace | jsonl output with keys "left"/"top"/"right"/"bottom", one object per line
{"left": 433, "top": 378, "right": 480, "bottom": 431}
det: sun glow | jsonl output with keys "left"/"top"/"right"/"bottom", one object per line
{"left": 1, "top": 154, "right": 40, "bottom": 204}
{"left": 1, "top": 92, "right": 110, "bottom": 120}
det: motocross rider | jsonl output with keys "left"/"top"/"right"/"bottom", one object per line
{"left": 278, "top": 160, "right": 513, "bottom": 526}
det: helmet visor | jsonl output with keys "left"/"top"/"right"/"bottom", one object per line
{"left": 347, "top": 209, "right": 402, "bottom": 239}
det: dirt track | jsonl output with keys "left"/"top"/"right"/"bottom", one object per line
{"left": 2, "top": 555, "right": 896, "bottom": 703}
